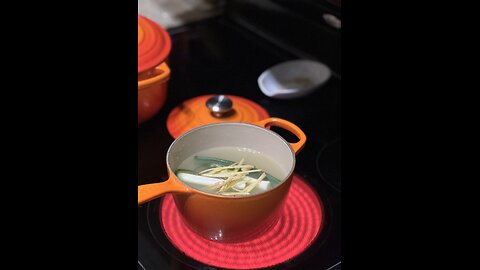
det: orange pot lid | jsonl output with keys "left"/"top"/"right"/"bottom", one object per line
{"left": 138, "top": 15, "right": 171, "bottom": 73}
{"left": 167, "top": 95, "right": 270, "bottom": 138}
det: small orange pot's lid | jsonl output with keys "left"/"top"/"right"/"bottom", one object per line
{"left": 167, "top": 95, "right": 270, "bottom": 138}
{"left": 138, "top": 15, "right": 171, "bottom": 73}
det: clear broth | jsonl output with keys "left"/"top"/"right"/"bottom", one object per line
{"left": 176, "top": 146, "right": 287, "bottom": 195}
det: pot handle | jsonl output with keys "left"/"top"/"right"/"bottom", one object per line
{"left": 254, "top": 117, "right": 307, "bottom": 155}
{"left": 138, "top": 62, "right": 171, "bottom": 82}
{"left": 138, "top": 173, "right": 191, "bottom": 206}
{"left": 157, "top": 62, "right": 170, "bottom": 77}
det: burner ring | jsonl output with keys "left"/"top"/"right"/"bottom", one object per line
{"left": 147, "top": 174, "right": 325, "bottom": 269}
{"left": 316, "top": 139, "right": 341, "bottom": 192}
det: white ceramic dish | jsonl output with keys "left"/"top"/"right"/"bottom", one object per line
{"left": 258, "top": 59, "right": 331, "bottom": 99}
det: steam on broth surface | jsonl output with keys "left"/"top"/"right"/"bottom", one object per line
{"left": 175, "top": 146, "right": 287, "bottom": 196}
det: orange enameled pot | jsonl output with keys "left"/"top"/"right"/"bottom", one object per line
{"left": 138, "top": 117, "right": 307, "bottom": 242}
{"left": 138, "top": 62, "right": 170, "bottom": 124}
{"left": 138, "top": 15, "right": 172, "bottom": 124}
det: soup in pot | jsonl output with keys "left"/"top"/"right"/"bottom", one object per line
{"left": 175, "top": 146, "right": 287, "bottom": 196}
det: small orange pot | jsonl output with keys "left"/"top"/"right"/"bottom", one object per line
{"left": 138, "top": 15, "right": 172, "bottom": 124}
{"left": 138, "top": 117, "right": 307, "bottom": 242}
{"left": 138, "top": 63, "right": 170, "bottom": 124}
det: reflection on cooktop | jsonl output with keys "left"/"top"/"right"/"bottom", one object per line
{"left": 138, "top": 260, "right": 147, "bottom": 270}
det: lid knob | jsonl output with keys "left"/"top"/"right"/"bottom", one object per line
{"left": 206, "top": 95, "right": 233, "bottom": 117}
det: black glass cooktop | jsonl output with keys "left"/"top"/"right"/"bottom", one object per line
{"left": 138, "top": 15, "right": 341, "bottom": 270}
